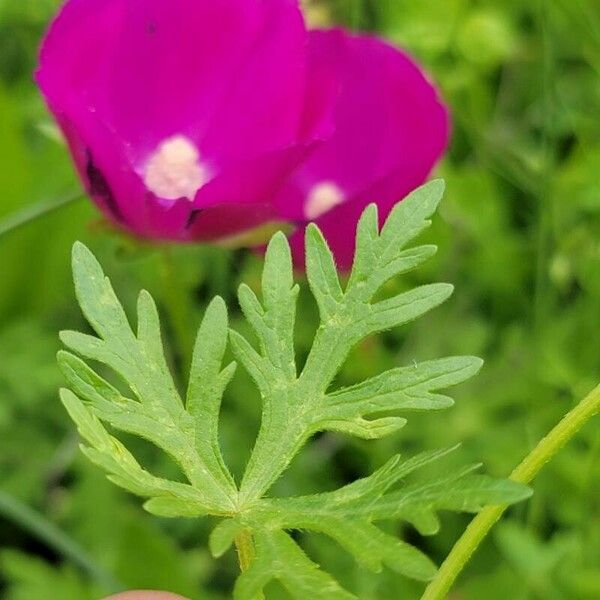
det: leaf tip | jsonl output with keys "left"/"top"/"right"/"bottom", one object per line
{"left": 428, "top": 178, "right": 446, "bottom": 196}
{"left": 137, "top": 288, "right": 153, "bottom": 304}
{"left": 71, "top": 241, "right": 97, "bottom": 272}
{"left": 56, "top": 350, "right": 76, "bottom": 376}
{"left": 56, "top": 348, "right": 70, "bottom": 362}
{"left": 59, "top": 387, "right": 80, "bottom": 415}
{"left": 71, "top": 240, "right": 88, "bottom": 260}
{"left": 440, "top": 283, "right": 455, "bottom": 299}
{"left": 506, "top": 481, "right": 534, "bottom": 503}
{"left": 306, "top": 221, "right": 321, "bottom": 236}
{"left": 207, "top": 294, "right": 228, "bottom": 318}
{"left": 468, "top": 356, "right": 485, "bottom": 374}
{"left": 267, "top": 229, "right": 291, "bottom": 253}
{"left": 356, "top": 203, "right": 379, "bottom": 234}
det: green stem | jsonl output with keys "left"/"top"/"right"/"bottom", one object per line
{"left": 235, "top": 530, "right": 264, "bottom": 600}
{"left": 0, "top": 192, "right": 83, "bottom": 240}
{"left": 0, "top": 490, "right": 122, "bottom": 593}
{"left": 421, "top": 382, "right": 600, "bottom": 600}
{"left": 235, "top": 529, "right": 257, "bottom": 572}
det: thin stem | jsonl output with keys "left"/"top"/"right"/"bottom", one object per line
{"left": 0, "top": 489, "right": 123, "bottom": 593}
{"left": 421, "top": 382, "right": 600, "bottom": 600}
{"left": 235, "top": 529, "right": 264, "bottom": 600}
{"left": 235, "top": 529, "right": 257, "bottom": 572}
{"left": 0, "top": 192, "right": 83, "bottom": 240}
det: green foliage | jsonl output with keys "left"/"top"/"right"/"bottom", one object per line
{"left": 0, "top": 549, "right": 99, "bottom": 600}
{"left": 59, "top": 181, "right": 531, "bottom": 598}
{"left": 1, "top": 1, "right": 599, "bottom": 598}
{"left": 58, "top": 252, "right": 237, "bottom": 515}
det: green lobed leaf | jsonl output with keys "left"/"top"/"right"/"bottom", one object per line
{"left": 305, "top": 224, "right": 344, "bottom": 320}
{"left": 314, "top": 356, "right": 484, "bottom": 433}
{"left": 60, "top": 243, "right": 236, "bottom": 513}
{"left": 59, "top": 389, "right": 211, "bottom": 515}
{"left": 59, "top": 181, "right": 532, "bottom": 597}
{"left": 233, "top": 182, "right": 463, "bottom": 506}
{"left": 242, "top": 447, "right": 530, "bottom": 584}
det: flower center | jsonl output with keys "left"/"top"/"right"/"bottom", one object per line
{"left": 144, "top": 136, "right": 208, "bottom": 201}
{"left": 305, "top": 182, "right": 345, "bottom": 220}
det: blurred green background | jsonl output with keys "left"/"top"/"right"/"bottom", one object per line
{"left": 0, "top": 0, "right": 599, "bottom": 598}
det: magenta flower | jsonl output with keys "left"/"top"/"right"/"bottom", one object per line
{"left": 36, "top": 0, "right": 335, "bottom": 241}
{"left": 274, "top": 30, "right": 449, "bottom": 269}
{"left": 37, "top": 0, "right": 448, "bottom": 267}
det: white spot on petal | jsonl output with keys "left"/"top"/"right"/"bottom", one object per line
{"left": 305, "top": 182, "right": 345, "bottom": 220}
{"left": 144, "top": 135, "right": 208, "bottom": 201}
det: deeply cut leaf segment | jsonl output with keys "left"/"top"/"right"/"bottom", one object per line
{"left": 58, "top": 180, "right": 531, "bottom": 598}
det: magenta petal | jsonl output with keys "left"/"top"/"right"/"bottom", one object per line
{"left": 38, "top": 0, "right": 307, "bottom": 155}
{"left": 182, "top": 145, "right": 315, "bottom": 241}
{"left": 37, "top": 3, "right": 448, "bottom": 255}
{"left": 36, "top": 0, "right": 330, "bottom": 241}
{"left": 54, "top": 108, "right": 319, "bottom": 241}
{"left": 276, "top": 29, "right": 450, "bottom": 267}
{"left": 200, "top": 0, "right": 309, "bottom": 161}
